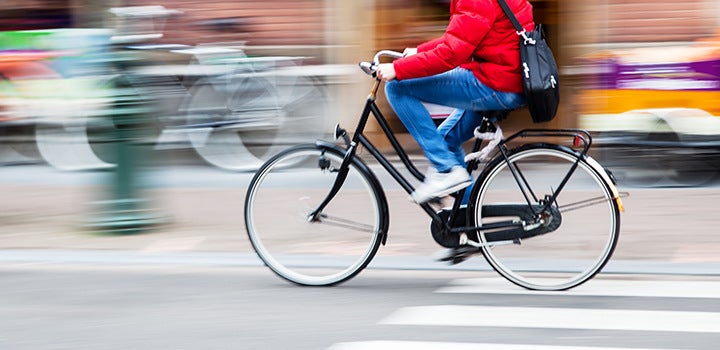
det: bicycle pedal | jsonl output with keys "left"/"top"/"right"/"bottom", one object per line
{"left": 436, "top": 246, "right": 480, "bottom": 265}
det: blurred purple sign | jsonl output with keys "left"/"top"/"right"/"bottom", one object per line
{"left": 590, "top": 58, "right": 720, "bottom": 92}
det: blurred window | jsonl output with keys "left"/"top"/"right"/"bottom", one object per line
{"left": 128, "top": 0, "right": 327, "bottom": 46}
{"left": 597, "top": 0, "right": 717, "bottom": 43}
{"left": 0, "top": 0, "right": 73, "bottom": 31}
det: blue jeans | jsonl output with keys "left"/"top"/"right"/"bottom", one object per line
{"left": 385, "top": 68, "right": 525, "bottom": 173}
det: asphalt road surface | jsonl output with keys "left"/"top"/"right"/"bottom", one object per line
{"left": 2, "top": 262, "right": 720, "bottom": 350}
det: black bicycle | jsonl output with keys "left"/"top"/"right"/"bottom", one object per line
{"left": 244, "top": 50, "right": 625, "bottom": 291}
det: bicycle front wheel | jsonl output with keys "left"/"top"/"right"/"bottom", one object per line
{"left": 244, "top": 144, "right": 387, "bottom": 286}
{"left": 469, "top": 144, "right": 620, "bottom": 291}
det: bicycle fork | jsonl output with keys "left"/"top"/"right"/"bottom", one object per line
{"left": 306, "top": 102, "right": 375, "bottom": 223}
{"left": 306, "top": 146, "right": 356, "bottom": 223}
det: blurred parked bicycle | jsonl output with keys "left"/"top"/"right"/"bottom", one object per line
{"left": 0, "top": 5, "right": 330, "bottom": 171}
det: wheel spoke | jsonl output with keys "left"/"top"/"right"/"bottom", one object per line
{"left": 559, "top": 195, "right": 614, "bottom": 213}
{"left": 317, "top": 213, "right": 376, "bottom": 233}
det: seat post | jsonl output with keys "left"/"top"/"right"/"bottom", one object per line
{"left": 470, "top": 116, "right": 493, "bottom": 152}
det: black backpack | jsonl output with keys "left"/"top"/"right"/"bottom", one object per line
{"left": 497, "top": 0, "right": 560, "bottom": 123}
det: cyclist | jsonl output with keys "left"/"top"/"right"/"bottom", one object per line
{"left": 376, "top": 0, "right": 534, "bottom": 203}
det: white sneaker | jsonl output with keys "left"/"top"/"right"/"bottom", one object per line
{"left": 411, "top": 166, "right": 471, "bottom": 203}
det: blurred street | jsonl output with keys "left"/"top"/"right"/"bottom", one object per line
{"left": 1, "top": 157, "right": 720, "bottom": 349}
{"left": 1, "top": 157, "right": 720, "bottom": 270}
{"left": 3, "top": 263, "right": 720, "bottom": 349}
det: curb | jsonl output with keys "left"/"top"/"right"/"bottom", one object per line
{"left": 2, "top": 249, "right": 719, "bottom": 277}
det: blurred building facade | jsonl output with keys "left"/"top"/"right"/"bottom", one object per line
{"left": 2, "top": 0, "right": 720, "bottom": 144}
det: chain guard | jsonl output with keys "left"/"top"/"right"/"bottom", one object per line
{"left": 430, "top": 207, "right": 470, "bottom": 248}
{"left": 430, "top": 204, "right": 562, "bottom": 248}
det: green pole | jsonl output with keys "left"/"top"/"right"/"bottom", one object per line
{"left": 84, "top": 78, "right": 164, "bottom": 234}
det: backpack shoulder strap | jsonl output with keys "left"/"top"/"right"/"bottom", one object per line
{"left": 496, "top": 0, "right": 524, "bottom": 33}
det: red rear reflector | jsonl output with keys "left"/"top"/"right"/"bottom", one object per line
{"left": 573, "top": 136, "right": 582, "bottom": 147}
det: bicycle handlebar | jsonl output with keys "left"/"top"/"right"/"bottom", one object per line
{"left": 359, "top": 50, "right": 404, "bottom": 77}
{"left": 373, "top": 50, "right": 404, "bottom": 63}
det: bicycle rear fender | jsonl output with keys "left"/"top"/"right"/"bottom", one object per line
{"left": 582, "top": 151, "right": 625, "bottom": 212}
{"left": 314, "top": 140, "right": 391, "bottom": 244}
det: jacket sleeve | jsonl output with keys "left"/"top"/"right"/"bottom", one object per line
{"left": 417, "top": 37, "right": 443, "bottom": 52}
{"left": 394, "top": 0, "right": 497, "bottom": 80}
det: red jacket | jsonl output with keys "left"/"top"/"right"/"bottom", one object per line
{"left": 393, "top": 0, "right": 534, "bottom": 94}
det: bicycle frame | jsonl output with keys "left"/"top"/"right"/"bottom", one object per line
{"left": 308, "top": 68, "right": 619, "bottom": 246}
{"left": 308, "top": 76, "right": 499, "bottom": 240}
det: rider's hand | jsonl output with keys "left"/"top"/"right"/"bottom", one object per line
{"left": 376, "top": 63, "right": 396, "bottom": 81}
{"left": 403, "top": 48, "right": 417, "bottom": 57}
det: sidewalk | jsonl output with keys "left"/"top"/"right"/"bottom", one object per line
{"left": 0, "top": 165, "right": 719, "bottom": 275}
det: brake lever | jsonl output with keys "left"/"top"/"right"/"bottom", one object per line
{"left": 359, "top": 51, "right": 403, "bottom": 78}
{"left": 358, "top": 61, "right": 376, "bottom": 77}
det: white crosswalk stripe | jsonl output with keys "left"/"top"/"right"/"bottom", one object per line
{"left": 326, "top": 277, "right": 718, "bottom": 350}
{"left": 379, "top": 305, "right": 720, "bottom": 333}
{"left": 435, "top": 277, "right": 720, "bottom": 298}
{"left": 328, "top": 341, "right": 672, "bottom": 350}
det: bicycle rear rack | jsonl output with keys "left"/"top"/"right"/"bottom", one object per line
{"left": 504, "top": 129, "right": 593, "bottom": 157}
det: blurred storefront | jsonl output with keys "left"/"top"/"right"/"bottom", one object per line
{"left": 2, "top": 0, "right": 720, "bottom": 149}
{"left": 567, "top": 0, "right": 720, "bottom": 121}
{"left": 564, "top": 0, "right": 720, "bottom": 187}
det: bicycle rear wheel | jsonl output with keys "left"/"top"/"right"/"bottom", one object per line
{"left": 244, "top": 144, "right": 387, "bottom": 286}
{"left": 469, "top": 144, "right": 620, "bottom": 291}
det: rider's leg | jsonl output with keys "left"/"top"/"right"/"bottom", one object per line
{"left": 386, "top": 68, "right": 524, "bottom": 168}
{"left": 385, "top": 68, "right": 524, "bottom": 203}
{"left": 385, "top": 69, "right": 478, "bottom": 202}
{"left": 437, "top": 109, "right": 482, "bottom": 166}
{"left": 437, "top": 100, "right": 525, "bottom": 205}
{"left": 437, "top": 109, "right": 482, "bottom": 205}
{"left": 385, "top": 73, "right": 464, "bottom": 173}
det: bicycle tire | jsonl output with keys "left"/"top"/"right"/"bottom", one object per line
{"left": 244, "top": 143, "right": 388, "bottom": 286}
{"left": 468, "top": 144, "right": 620, "bottom": 291}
